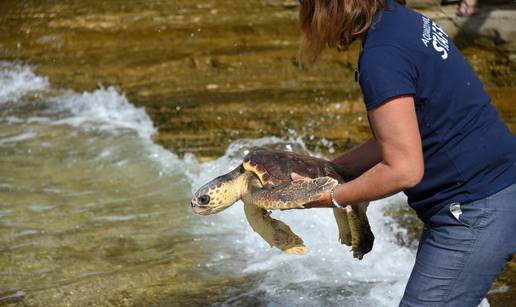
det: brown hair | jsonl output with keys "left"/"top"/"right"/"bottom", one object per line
{"left": 299, "top": 0, "right": 406, "bottom": 64}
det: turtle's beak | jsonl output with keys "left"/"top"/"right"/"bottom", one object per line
{"left": 193, "top": 207, "right": 213, "bottom": 215}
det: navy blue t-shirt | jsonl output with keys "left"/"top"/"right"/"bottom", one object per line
{"left": 359, "top": 0, "right": 516, "bottom": 221}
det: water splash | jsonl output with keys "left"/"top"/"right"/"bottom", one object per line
{"left": 0, "top": 62, "right": 49, "bottom": 104}
{"left": 49, "top": 86, "right": 157, "bottom": 140}
{"left": 0, "top": 62, "right": 490, "bottom": 306}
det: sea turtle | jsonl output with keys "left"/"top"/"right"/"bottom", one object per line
{"left": 191, "top": 149, "right": 374, "bottom": 259}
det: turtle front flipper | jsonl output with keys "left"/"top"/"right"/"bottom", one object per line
{"left": 246, "top": 177, "right": 338, "bottom": 210}
{"left": 243, "top": 203, "right": 306, "bottom": 255}
{"left": 346, "top": 202, "right": 375, "bottom": 260}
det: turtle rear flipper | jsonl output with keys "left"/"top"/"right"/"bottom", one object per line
{"left": 243, "top": 203, "right": 306, "bottom": 255}
{"left": 346, "top": 203, "right": 374, "bottom": 260}
{"left": 333, "top": 208, "right": 352, "bottom": 246}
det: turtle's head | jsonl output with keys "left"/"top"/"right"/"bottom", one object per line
{"left": 191, "top": 165, "right": 249, "bottom": 215}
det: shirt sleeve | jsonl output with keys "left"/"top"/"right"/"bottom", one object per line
{"left": 359, "top": 45, "right": 417, "bottom": 110}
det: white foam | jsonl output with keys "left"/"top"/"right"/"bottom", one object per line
{"left": 0, "top": 62, "right": 156, "bottom": 141}
{"left": 0, "top": 131, "right": 38, "bottom": 145}
{"left": 0, "top": 62, "right": 49, "bottom": 104}
{"left": 50, "top": 86, "right": 157, "bottom": 140}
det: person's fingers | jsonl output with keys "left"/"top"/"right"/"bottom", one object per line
{"left": 290, "top": 172, "right": 310, "bottom": 181}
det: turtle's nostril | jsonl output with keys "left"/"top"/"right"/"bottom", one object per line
{"left": 191, "top": 202, "right": 196, "bottom": 208}
{"left": 198, "top": 195, "right": 210, "bottom": 205}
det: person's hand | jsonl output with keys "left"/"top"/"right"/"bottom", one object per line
{"left": 290, "top": 172, "right": 311, "bottom": 182}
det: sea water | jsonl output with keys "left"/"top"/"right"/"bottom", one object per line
{"left": 0, "top": 62, "right": 489, "bottom": 306}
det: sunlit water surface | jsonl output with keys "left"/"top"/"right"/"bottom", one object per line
{"left": 0, "top": 62, "right": 490, "bottom": 306}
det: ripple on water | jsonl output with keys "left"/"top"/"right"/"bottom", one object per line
{"left": 0, "top": 62, "right": 495, "bottom": 306}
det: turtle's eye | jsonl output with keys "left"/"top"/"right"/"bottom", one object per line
{"left": 198, "top": 195, "right": 211, "bottom": 205}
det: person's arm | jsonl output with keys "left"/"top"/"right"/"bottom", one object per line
{"left": 294, "top": 95, "right": 424, "bottom": 208}
{"left": 332, "top": 137, "right": 382, "bottom": 177}
{"left": 331, "top": 95, "right": 424, "bottom": 205}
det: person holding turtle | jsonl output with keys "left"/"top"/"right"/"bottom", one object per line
{"left": 192, "top": 0, "right": 515, "bottom": 305}
{"left": 292, "top": 0, "right": 516, "bottom": 306}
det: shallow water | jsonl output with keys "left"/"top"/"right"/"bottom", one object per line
{"left": 0, "top": 0, "right": 513, "bottom": 305}
{"left": 0, "top": 62, "right": 451, "bottom": 306}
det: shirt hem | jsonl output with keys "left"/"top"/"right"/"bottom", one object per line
{"left": 413, "top": 169, "right": 516, "bottom": 222}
